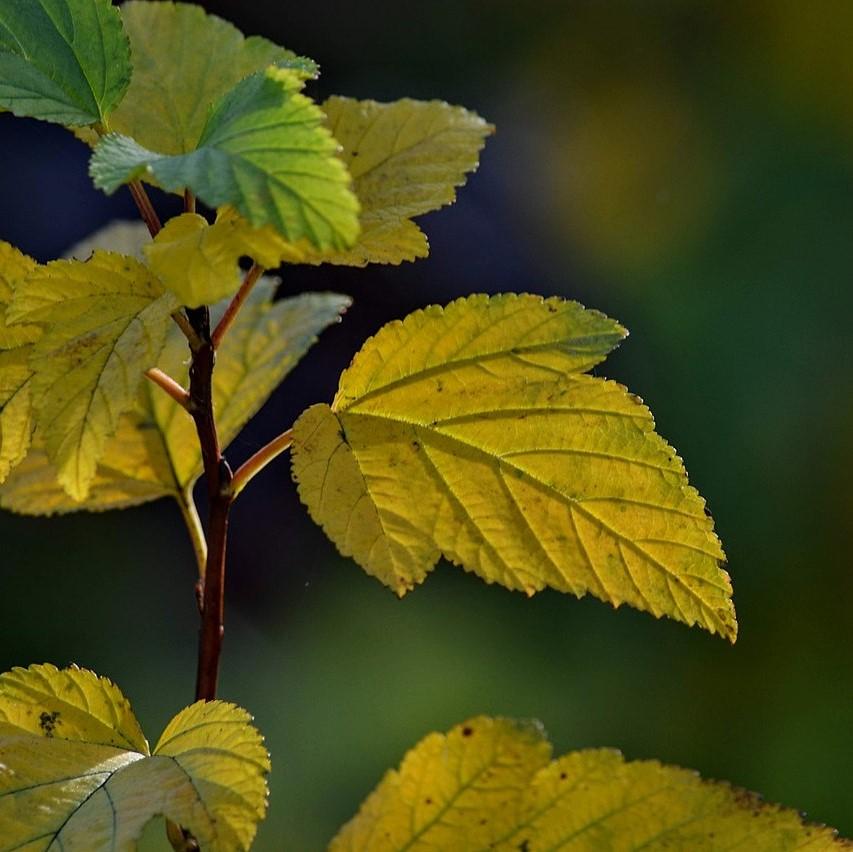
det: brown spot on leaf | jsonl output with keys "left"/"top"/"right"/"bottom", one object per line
{"left": 462, "top": 726, "right": 473, "bottom": 737}
{"left": 39, "top": 710, "right": 60, "bottom": 737}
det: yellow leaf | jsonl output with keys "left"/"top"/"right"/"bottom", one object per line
{"left": 0, "top": 663, "right": 270, "bottom": 851}
{"left": 0, "top": 283, "right": 350, "bottom": 514}
{"left": 218, "top": 97, "right": 490, "bottom": 268}
{"left": 7, "top": 252, "right": 176, "bottom": 501}
{"left": 332, "top": 717, "right": 849, "bottom": 851}
{"left": 144, "top": 212, "right": 246, "bottom": 307}
{"left": 330, "top": 717, "right": 552, "bottom": 851}
{"left": 0, "top": 243, "right": 41, "bottom": 484}
{"left": 292, "top": 293, "right": 737, "bottom": 640}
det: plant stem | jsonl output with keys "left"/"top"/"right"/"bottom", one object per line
{"left": 184, "top": 189, "right": 196, "bottom": 214}
{"left": 144, "top": 368, "right": 191, "bottom": 411}
{"left": 128, "top": 180, "right": 161, "bottom": 237}
{"left": 186, "top": 307, "right": 234, "bottom": 702}
{"left": 212, "top": 263, "right": 264, "bottom": 349}
{"left": 177, "top": 487, "right": 207, "bottom": 580}
{"left": 230, "top": 429, "right": 293, "bottom": 499}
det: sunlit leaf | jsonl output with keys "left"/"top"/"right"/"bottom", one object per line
{"left": 7, "top": 252, "right": 175, "bottom": 501}
{"left": 144, "top": 213, "right": 246, "bottom": 307}
{"left": 292, "top": 293, "right": 736, "bottom": 640}
{"left": 0, "top": 0, "right": 131, "bottom": 125}
{"left": 220, "top": 97, "right": 492, "bottom": 268}
{"left": 0, "top": 243, "right": 41, "bottom": 483}
{"left": 332, "top": 716, "right": 849, "bottom": 851}
{"left": 108, "top": 0, "right": 317, "bottom": 154}
{"left": 0, "top": 663, "right": 269, "bottom": 851}
{"left": 90, "top": 67, "right": 360, "bottom": 250}
{"left": 0, "top": 284, "right": 349, "bottom": 514}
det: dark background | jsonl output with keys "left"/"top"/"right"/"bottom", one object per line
{"left": 1, "top": 1, "right": 851, "bottom": 848}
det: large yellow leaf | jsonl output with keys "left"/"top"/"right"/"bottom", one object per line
{"left": 0, "top": 663, "right": 270, "bottom": 851}
{"left": 0, "top": 243, "right": 41, "bottom": 484}
{"left": 292, "top": 293, "right": 736, "bottom": 640}
{"left": 0, "top": 283, "right": 350, "bottom": 514}
{"left": 6, "top": 252, "right": 176, "bottom": 501}
{"left": 331, "top": 716, "right": 849, "bottom": 851}
{"left": 218, "top": 97, "right": 492, "bottom": 268}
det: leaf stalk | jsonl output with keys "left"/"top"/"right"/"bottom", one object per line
{"left": 230, "top": 429, "right": 293, "bottom": 499}
{"left": 212, "top": 263, "right": 265, "bottom": 349}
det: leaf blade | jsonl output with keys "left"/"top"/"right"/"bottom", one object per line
{"left": 90, "top": 67, "right": 361, "bottom": 250}
{"left": 292, "top": 294, "right": 737, "bottom": 640}
{"left": 0, "top": 0, "right": 131, "bottom": 125}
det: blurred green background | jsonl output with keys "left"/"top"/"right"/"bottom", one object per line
{"left": 1, "top": 1, "right": 851, "bottom": 848}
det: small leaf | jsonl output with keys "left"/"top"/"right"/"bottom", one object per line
{"left": 0, "top": 243, "right": 41, "bottom": 484}
{"left": 144, "top": 213, "right": 246, "bottom": 307}
{"left": 90, "top": 67, "right": 361, "bottom": 250}
{"left": 221, "top": 97, "right": 492, "bottom": 268}
{"left": 0, "top": 663, "right": 270, "bottom": 851}
{"left": 8, "top": 252, "right": 176, "bottom": 500}
{"left": 0, "top": 283, "right": 350, "bottom": 514}
{"left": 292, "top": 293, "right": 737, "bottom": 640}
{"left": 331, "top": 716, "right": 849, "bottom": 851}
{"left": 109, "top": 0, "right": 317, "bottom": 154}
{"left": 0, "top": 0, "right": 131, "bottom": 125}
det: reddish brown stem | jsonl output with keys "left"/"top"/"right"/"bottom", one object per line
{"left": 184, "top": 189, "right": 196, "bottom": 214}
{"left": 186, "top": 307, "right": 234, "bottom": 701}
{"left": 128, "top": 180, "right": 161, "bottom": 237}
{"left": 212, "top": 263, "right": 264, "bottom": 349}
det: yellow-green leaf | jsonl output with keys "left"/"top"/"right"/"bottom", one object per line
{"left": 109, "top": 0, "right": 317, "bottom": 154}
{"left": 332, "top": 716, "right": 849, "bottom": 851}
{"left": 0, "top": 663, "right": 270, "bottom": 851}
{"left": 292, "top": 293, "right": 736, "bottom": 640}
{"left": 0, "top": 284, "right": 349, "bottom": 514}
{"left": 7, "top": 252, "right": 176, "bottom": 501}
{"left": 90, "top": 67, "right": 361, "bottom": 251}
{"left": 0, "top": 243, "right": 41, "bottom": 483}
{"left": 221, "top": 97, "right": 491, "bottom": 268}
{"left": 144, "top": 212, "right": 246, "bottom": 307}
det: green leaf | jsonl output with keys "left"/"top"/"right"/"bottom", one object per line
{"left": 7, "top": 252, "right": 176, "bottom": 501}
{"left": 90, "top": 67, "right": 361, "bottom": 249}
{"left": 220, "top": 97, "right": 492, "bottom": 269}
{"left": 107, "top": 0, "right": 316, "bottom": 154}
{"left": 331, "top": 716, "right": 849, "bottom": 851}
{"left": 0, "top": 0, "right": 131, "bottom": 125}
{"left": 291, "top": 293, "right": 737, "bottom": 640}
{"left": 0, "top": 663, "right": 270, "bottom": 851}
{"left": 0, "top": 243, "right": 41, "bottom": 484}
{"left": 0, "top": 283, "right": 350, "bottom": 514}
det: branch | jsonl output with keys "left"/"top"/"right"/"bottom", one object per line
{"left": 211, "top": 263, "right": 264, "bottom": 349}
{"left": 185, "top": 307, "right": 234, "bottom": 702}
{"left": 128, "top": 180, "right": 161, "bottom": 237}
{"left": 230, "top": 429, "right": 293, "bottom": 499}
{"left": 145, "top": 368, "right": 191, "bottom": 411}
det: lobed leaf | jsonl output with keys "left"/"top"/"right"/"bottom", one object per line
{"left": 90, "top": 67, "right": 360, "bottom": 250}
{"left": 292, "top": 293, "right": 737, "bottom": 640}
{"left": 222, "top": 97, "right": 492, "bottom": 268}
{"left": 109, "top": 0, "right": 317, "bottom": 154}
{"left": 0, "top": 0, "right": 131, "bottom": 125}
{"left": 0, "top": 280, "right": 349, "bottom": 514}
{"left": 0, "top": 663, "right": 269, "bottom": 851}
{"left": 7, "top": 252, "right": 176, "bottom": 501}
{"left": 331, "top": 716, "right": 849, "bottom": 851}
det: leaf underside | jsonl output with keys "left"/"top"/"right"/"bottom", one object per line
{"left": 0, "top": 272, "right": 349, "bottom": 515}
{"left": 331, "top": 716, "right": 850, "bottom": 851}
{"left": 292, "top": 293, "right": 737, "bottom": 640}
{"left": 0, "top": 663, "right": 269, "bottom": 851}
{"left": 0, "top": 0, "right": 131, "bottom": 125}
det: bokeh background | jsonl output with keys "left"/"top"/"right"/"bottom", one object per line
{"left": 1, "top": 1, "right": 852, "bottom": 848}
